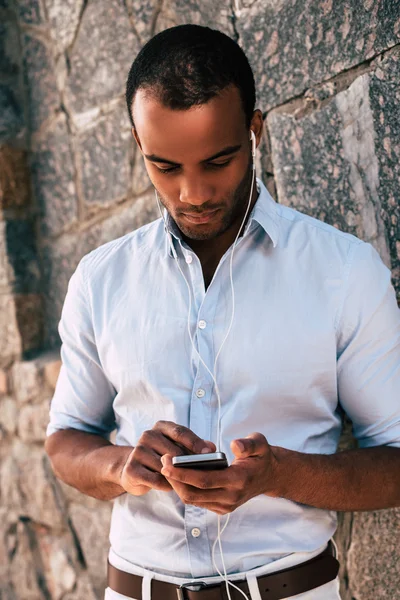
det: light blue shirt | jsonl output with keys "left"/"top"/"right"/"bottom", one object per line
{"left": 47, "top": 176, "right": 400, "bottom": 581}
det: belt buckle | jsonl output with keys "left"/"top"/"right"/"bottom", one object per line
{"left": 176, "top": 581, "right": 207, "bottom": 600}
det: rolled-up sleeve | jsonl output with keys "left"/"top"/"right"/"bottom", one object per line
{"left": 336, "top": 241, "right": 400, "bottom": 448}
{"left": 46, "top": 256, "right": 116, "bottom": 439}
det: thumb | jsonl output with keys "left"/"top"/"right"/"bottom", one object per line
{"left": 231, "top": 432, "right": 267, "bottom": 458}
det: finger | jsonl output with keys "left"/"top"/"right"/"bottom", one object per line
{"left": 153, "top": 421, "right": 216, "bottom": 454}
{"left": 138, "top": 430, "right": 187, "bottom": 460}
{"left": 133, "top": 444, "right": 168, "bottom": 473}
{"left": 231, "top": 432, "right": 268, "bottom": 459}
{"left": 161, "top": 454, "right": 234, "bottom": 489}
{"left": 124, "top": 463, "right": 173, "bottom": 493}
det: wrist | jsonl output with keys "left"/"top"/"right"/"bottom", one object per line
{"left": 104, "top": 445, "right": 134, "bottom": 488}
{"left": 266, "top": 445, "right": 296, "bottom": 498}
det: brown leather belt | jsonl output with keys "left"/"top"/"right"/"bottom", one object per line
{"left": 107, "top": 541, "right": 339, "bottom": 600}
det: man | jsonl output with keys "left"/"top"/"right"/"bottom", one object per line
{"left": 45, "top": 24, "right": 400, "bottom": 600}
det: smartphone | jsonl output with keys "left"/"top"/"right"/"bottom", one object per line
{"left": 172, "top": 452, "right": 228, "bottom": 470}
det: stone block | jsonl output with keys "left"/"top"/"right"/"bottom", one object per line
{"left": 0, "top": 440, "right": 66, "bottom": 529}
{"left": 154, "top": 0, "right": 235, "bottom": 41}
{"left": 45, "top": 0, "right": 85, "bottom": 53}
{"left": 268, "top": 48, "right": 400, "bottom": 297}
{"left": 11, "top": 359, "right": 44, "bottom": 404}
{"left": 367, "top": 49, "right": 400, "bottom": 296}
{"left": 77, "top": 103, "right": 133, "bottom": 209}
{"left": 0, "top": 84, "right": 24, "bottom": 142}
{"left": 30, "top": 114, "right": 78, "bottom": 238}
{"left": 0, "top": 294, "right": 22, "bottom": 367}
{"left": 66, "top": 0, "right": 140, "bottom": 115}
{"left": 2, "top": 220, "right": 41, "bottom": 293}
{"left": 43, "top": 356, "right": 62, "bottom": 389}
{"left": 18, "top": 398, "right": 51, "bottom": 442}
{"left": 0, "top": 221, "right": 10, "bottom": 288}
{"left": 0, "top": 396, "right": 17, "bottom": 438}
{"left": 17, "top": 0, "right": 42, "bottom": 24}
{"left": 34, "top": 528, "right": 77, "bottom": 599}
{"left": 125, "top": 0, "right": 157, "bottom": 43}
{"left": 0, "top": 20, "right": 19, "bottom": 78}
{"left": 0, "top": 368, "right": 8, "bottom": 394}
{"left": 0, "top": 146, "right": 31, "bottom": 211}
{"left": 22, "top": 33, "right": 59, "bottom": 131}
{"left": 69, "top": 502, "right": 112, "bottom": 595}
{"left": 8, "top": 519, "right": 44, "bottom": 600}
{"left": 14, "top": 293, "right": 44, "bottom": 354}
{"left": 62, "top": 575, "right": 98, "bottom": 600}
{"left": 237, "top": 0, "right": 400, "bottom": 110}
{"left": 348, "top": 508, "right": 400, "bottom": 599}
{"left": 42, "top": 190, "right": 158, "bottom": 347}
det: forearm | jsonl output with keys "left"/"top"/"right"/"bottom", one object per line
{"left": 271, "top": 445, "right": 400, "bottom": 511}
{"left": 45, "top": 429, "right": 133, "bottom": 501}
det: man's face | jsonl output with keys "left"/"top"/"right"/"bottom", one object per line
{"left": 131, "top": 85, "right": 256, "bottom": 241}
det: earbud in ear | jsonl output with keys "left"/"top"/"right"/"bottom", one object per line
{"left": 250, "top": 130, "right": 256, "bottom": 158}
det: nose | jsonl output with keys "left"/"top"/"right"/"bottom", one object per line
{"left": 179, "top": 176, "right": 213, "bottom": 207}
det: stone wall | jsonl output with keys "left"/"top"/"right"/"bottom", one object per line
{"left": 0, "top": 1, "right": 399, "bottom": 598}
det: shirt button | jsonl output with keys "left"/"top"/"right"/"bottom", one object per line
{"left": 196, "top": 389, "right": 205, "bottom": 398}
{"left": 191, "top": 528, "right": 201, "bottom": 538}
{"left": 185, "top": 255, "right": 193, "bottom": 264}
{"left": 198, "top": 320, "right": 206, "bottom": 329}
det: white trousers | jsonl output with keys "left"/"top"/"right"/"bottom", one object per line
{"left": 104, "top": 540, "right": 341, "bottom": 600}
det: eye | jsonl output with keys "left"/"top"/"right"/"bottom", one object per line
{"left": 156, "top": 160, "right": 232, "bottom": 175}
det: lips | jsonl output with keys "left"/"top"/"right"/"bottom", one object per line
{"left": 181, "top": 208, "right": 219, "bottom": 224}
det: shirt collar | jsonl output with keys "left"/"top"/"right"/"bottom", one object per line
{"left": 164, "top": 176, "right": 279, "bottom": 257}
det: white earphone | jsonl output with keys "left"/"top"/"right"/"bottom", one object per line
{"left": 154, "top": 132, "right": 257, "bottom": 600}
{"left": 250, "top": 129, "right": 256, "bottom": 164}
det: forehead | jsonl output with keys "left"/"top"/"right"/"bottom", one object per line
{"left": 132, "top": 85, "right": 246, "bottom": 160}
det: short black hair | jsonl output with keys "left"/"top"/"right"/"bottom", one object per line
{"left": 125, "top": 24, "right": 256, "bottom": 131}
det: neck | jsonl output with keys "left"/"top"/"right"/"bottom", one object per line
{"left": 183, "top": 177, "right": 259, "bottom": 263}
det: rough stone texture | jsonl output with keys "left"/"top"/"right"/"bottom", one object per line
{"left": 13, "top": 292, "right": 44, "bottom": 354}
{"left": 368, "top": 49, "right": 400, "bottom": 290}
{"left": 348, "top": 508, "right": 400, "bottom": 599}
{"left": 0, "top": 84, "right": 24, "bottom": 141}
{"left": 0, "top": 440, "right": 67, "bottom": 529}
{"left": 0, "top": 146, "right": 31, "bottom": 211}
{"left": 69, "top": 502, "right": 112, "bottom": 596}
{"left": 0, "top": 396, "right": 17, "bottom": 438}
{"left": 268, "top": 48, "right": 400, "bottom": 297}
{"left": 237, "top": 0, "right": 400, "bottom": 110}
{"left": 0, "top": 294, "right": 22, "bottom": 367}
{"left": 30, "top": 114, "right": 79, "bottom": 238}
{"left": 1, "top": 1, "right": 400, "bottom": 598}
{"left": 45, "top": 0, "right": 85, "bottom": 53}
{"left": 65, "top": 0, "right": 140, "bottom": 116}
{"left": 21, "top": 33, "right": 60, "bottom": 132}
{"left": 77, "top": 102, "right": 133, "bottom": 211}
{"left": 17, "top": 0, "right": 43, "bottom": 25}
{"left": 0, "top": 368, "right": 8, "bottom": 394}
{"left": 18, "top": 398, "right": 51, "bottom": 442}
{"left": 2, "top": 220, "right": 41, "bottom": 292}
{"left": 156, "top": 0, "right": 235, "bottom": 38}
{"left": 0, "top": 19, "right": 20, "bottom": 78}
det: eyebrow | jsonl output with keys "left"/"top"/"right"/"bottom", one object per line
{"left": 144, "top": 144, "right": 242, "bottom": 166}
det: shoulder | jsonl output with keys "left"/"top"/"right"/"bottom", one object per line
{"left": 275, "top": 202, "right": 366, "bottom": 267}
{"left": 78, "top": 217, "right": 164, "bottom": 284}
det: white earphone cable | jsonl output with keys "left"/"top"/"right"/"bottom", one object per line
{"left": 155, "top": 134, "right": 256, "bottom": 600}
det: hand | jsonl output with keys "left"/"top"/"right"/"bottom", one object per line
{"left": 120, "top": 421, "right": 216, "bottom": 496}
{"left": 160, "top": 432, "right": 278, "bottom": 514}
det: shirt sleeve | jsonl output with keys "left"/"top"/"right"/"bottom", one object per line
{"left": 336, "top": 241, "right": 400, "bottom": 448}
{"left": 46, "top": 256, "right": 116, "bottom": 440}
